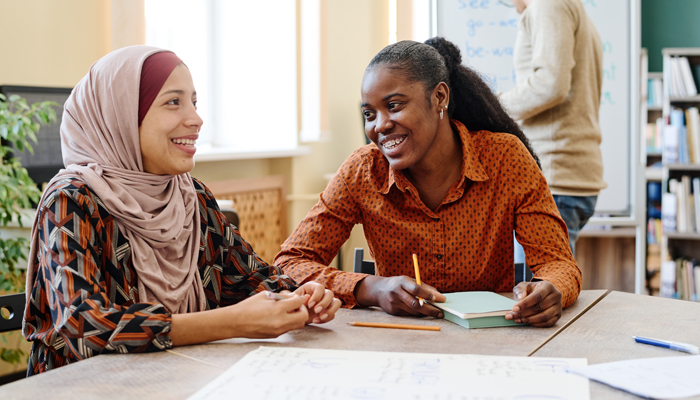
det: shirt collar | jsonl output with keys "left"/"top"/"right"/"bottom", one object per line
{"left": 380, "top": 119, "right": 489, "bottom": 195}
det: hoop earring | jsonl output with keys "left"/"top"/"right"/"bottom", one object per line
{"left": 440, "top": 108, "right": 444, "bottom": 120}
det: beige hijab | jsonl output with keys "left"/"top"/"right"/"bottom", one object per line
{"left": 25, "top": 45, "right": 206, "bottom": 314}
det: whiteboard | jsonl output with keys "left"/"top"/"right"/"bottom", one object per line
{"left": 437, "top": 0, "right": 631, "bottom": 215}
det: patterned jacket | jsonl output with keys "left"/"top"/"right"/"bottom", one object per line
{"left": 23, "top": 177, "right": 297, "bottom": 375}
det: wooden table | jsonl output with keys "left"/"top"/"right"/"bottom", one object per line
{"left": 532, "top": 291, "right": 700, "bottom": 399}
{"left": 0, "top": 290, "right": 607, "bottom": 399}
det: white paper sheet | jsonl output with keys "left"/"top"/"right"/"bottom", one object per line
{"left": 188, "top": 346, "right": 589, "bottom": 400}
{"left": 210, "top": 333, "right": 295, "bottom": 345}
{"left": 567, "top": 355, "right": 700, "bottom": 399}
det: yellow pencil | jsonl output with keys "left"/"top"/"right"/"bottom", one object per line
{"left": 348, "top": 322, "right": 440, "bottom": 331}
{"left": 412, "top": 253, "right": 424, "bottom": 306}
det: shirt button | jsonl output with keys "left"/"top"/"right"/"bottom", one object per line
{"left": 436, "top": 254, "right": 443, "bottom": 260}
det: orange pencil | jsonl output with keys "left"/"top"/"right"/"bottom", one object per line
{"left": 412, "top": 253, "right": 424, "bottom": 306}
{"left": 348, "top": 322, "right": 440, "bottom": 331}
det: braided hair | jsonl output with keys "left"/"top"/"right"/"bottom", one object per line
{"left": 366, "top": 37, "right": 540, "bottom": 168}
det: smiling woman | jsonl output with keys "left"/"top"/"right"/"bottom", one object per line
{"left": 21, "top": 46, "right": 341, "bottom": 376}
{"left": 276, "top": 37, "right": 581, "bottom": 329}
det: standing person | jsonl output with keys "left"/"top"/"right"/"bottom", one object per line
{"left": 276, "top": 38, "right": 581, "bottom": 328}
{"left": 23, "top": 46, "right": 340, "bottom": 376}
{"left": 499, "top": 0, "right": 606, "bottom": 256}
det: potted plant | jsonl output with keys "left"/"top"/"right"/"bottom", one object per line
{"left": 0, "top": 93, "right": 57, "bottom": 367}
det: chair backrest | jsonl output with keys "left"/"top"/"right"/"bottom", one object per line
{"left": 0, "top": 293, "right": 25, "bottom": 333}
{"left": 219, "top": 208, "right": 240, "bottom": 228}
{"left": 353, "top": 248, "right": 375, "bottom": 275}
{"left": 205, "top": 176, "right": 287, "bottom": 263}
{"left": 514, "top": 262, "right": 533, "bottom": 285}
{"left": 352, "top": 249, "right": 533, "bottom": 285}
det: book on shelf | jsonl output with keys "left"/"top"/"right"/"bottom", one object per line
{"left": 660, "top": 260, "right": 676, "bottom": 298}
{"left": 660, "top": 258, "right": 700, "bottom": 301}
{"left": 666, "top": 176, "right": 700, "bottom": 234}
{"left": 662, "top": 191, "right": 677, "bottom": 232}
{"left": 686, "top": 108, "right": 700, "bottom": 164}
{"left": 663, "top": 107, "right": 700, "bottom": 165}
{"left": 679, "top": 57, "right": 698, "bottom": 97}
{"left": 667, "top": 56, "right": 698, "bottom": 98}
{"left": 682, "top": 176, "right": 696, "bottom": 233}
{"left": 647, "top": 77, "right": 664, "bottom": 108}
{"left": 672, "top": 109, "right": 691, "bottom": 164}
{"left": 662, "top": 123, "right": 680, "bottom": 164}
{"left": 694, "top": 177, "right": 700, "bottom": 232}
{"left": 646, "top": 218, "right": 662, "bottom": 245}
{"left": 645, "top": 118, "right": 663, "bottom": 154}
{"left": 429, "top": 291, "right": 518, "bottom": 329}
{"left": 647, "top": 181, "right": 662, "bottom": 244}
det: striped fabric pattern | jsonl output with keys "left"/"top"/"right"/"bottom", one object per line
{"left": 23, "top": 177, "right": 296, "bottom": 375}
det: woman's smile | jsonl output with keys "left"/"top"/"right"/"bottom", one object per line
{"left": 170, "top": 135, "right": 198, "bottom": 155}
{"left": 381, "top": 135, "right": 407, "bottom": 150}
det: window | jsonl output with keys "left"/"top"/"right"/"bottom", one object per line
{"left": 145, "top": 0, "right": 299, "bottom": 157}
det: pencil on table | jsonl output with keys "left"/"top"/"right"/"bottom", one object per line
{"left": 412, "top": 253, "right": 424, "bottom": 306}
{"left": 348, "top": 322, "right": 440, "bottom": 331}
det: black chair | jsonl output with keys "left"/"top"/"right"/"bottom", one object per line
{"left": 0, "top": 293, "right": 28, "bottom": 385}
{"left": 514, "top": 262, "right": 533, "bottom": 285}
{"left": 352, "top": 248, "right": 532, "bottom": 284}
{"left": 353, "top": 248, "right": 375, "bottom": 274}
{"left": 219, "top": 207, "right": 240, "bottom": 228}
{"left": 0, "top": 293, "right": 25, "bottom": 333}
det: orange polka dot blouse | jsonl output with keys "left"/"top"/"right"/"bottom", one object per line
{"left": 275, "top": 120, "right": 581, "bottom": 308}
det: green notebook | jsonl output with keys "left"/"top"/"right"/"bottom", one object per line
{"left": 430, "top": 291, "right": 519, "bottom": 329}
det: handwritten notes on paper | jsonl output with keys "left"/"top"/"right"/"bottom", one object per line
{"left": 567, "top": 355, "right": 700, "bottom": 399}
{"left": 188, "top": 346, "right": 589, "bottom": 400}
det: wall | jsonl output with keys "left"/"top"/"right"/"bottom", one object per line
{"left": 0, "top": 0, "right": 108, "bottom": 87}
{"left": 288, "top": 1, "right": 389, "bottom": 270}
{"left": 642, "top": 0, "right": 700, "bottom": 72}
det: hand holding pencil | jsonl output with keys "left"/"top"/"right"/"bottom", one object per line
{"left": 352, "top": 253, "right": 446, "bottom": 317}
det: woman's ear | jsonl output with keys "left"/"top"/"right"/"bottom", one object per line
{"left": 434, "top": 82, "right": 450, "bottom": 111}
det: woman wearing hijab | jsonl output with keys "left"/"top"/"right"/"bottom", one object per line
{"left": 22, "top": 46, "right": 341, "bottom": 376}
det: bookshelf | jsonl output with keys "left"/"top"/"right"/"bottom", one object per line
{"left": 641, "top": 49, "right": 663, "bottom": 296}
{"left": 656, "top": 48, "right": 700, "bottom": 301}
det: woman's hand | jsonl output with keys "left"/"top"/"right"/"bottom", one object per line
{"left": 293, "top": 282, "right": 342, "bottom": 324}
{"left": 354, "top": 275, "right": 446, "bottom": 317}
{"left": 226, "top": 291, "right": 310, "bottom": 338}
{"left": 171, "top": 290, "right": 309, "bottom": 346}
{"left": 505, "top": 281, "right": 562, "bottom": 327}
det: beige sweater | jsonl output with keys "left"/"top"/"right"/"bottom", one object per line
{"left": 500, "top": 0, "right": 606, "bottom": 196}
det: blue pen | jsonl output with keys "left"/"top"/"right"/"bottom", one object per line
{"left": 633, "top": 336, "right": 700, "bottom": 355}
